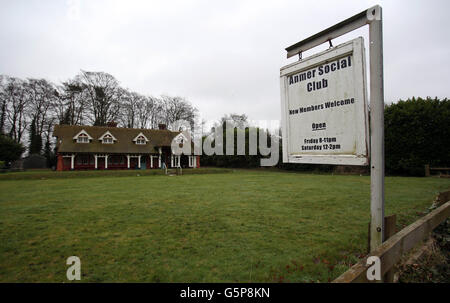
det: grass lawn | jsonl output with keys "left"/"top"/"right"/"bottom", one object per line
{"left": 0, "top": 169, "right": 448, "bottom": 282}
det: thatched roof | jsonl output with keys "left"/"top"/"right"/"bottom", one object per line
{"left": 53, "top": 125, "right": 181, "bottom": 154}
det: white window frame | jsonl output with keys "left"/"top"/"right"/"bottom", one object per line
{"left": 102, "top": 135, "right": 114, "bottom": 144}
{"left": 135, "top": 136, "right": 147, "bottom": 145}
{"left": 77, "top": 134, "right": 89, "bottom": 143}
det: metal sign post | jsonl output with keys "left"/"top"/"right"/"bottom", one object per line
{"left": 283, "top": 5, "right": 385, "bottom": 251}
{"left": 368, "top": 8, "right": 385, "bottom": 251}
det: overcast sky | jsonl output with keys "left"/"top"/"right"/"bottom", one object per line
{"left": 1, "top": 0, "right": 449, "bottom": 124}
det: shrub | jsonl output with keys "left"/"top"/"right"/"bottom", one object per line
{"left": 0, "top": 134, "right": 25, "bottom": 164}
{"left": 385, "top": 97, "right": 450, "bottom": 176}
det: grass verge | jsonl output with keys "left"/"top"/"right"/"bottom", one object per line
{"left": 0, "top": 169, "right": 448, "bottom": 282}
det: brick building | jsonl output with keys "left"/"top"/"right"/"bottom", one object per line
{"left": 53, "top": 124, "right": 199, "bottom": 171}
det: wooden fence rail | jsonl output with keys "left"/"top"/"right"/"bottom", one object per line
{"left": 333, "top": 199, "right": 450, "bottom": 283}
{"left": 425, "top": 164, "right": 450, "bottom": 177}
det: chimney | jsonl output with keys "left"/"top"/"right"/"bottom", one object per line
{"left": 158, "top": 124, "right": 167, "bottom": 130}
{"left": 107, "top": 121, "right": 118, "bottom": 127}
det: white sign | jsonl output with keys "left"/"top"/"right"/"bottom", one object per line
{"left": 280, "top": 37, "right": 369, "bottom": 165}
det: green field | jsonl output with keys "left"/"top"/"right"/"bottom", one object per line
{"left": 0, "top": 169, "right": 448, "bottom": 282}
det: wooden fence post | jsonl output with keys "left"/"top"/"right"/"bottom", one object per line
{"left": 383, "top": 214, "right": 396, "bottom": 282}
{"left": 368, "top": 215, "right": 396, "bottom": 281}
{"left": 425, "top": 165, "right": 430, "bottom": 177}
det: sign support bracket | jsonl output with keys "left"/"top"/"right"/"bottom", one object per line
{"left": 284, "top": 5, "right": 385, "bottom": 251}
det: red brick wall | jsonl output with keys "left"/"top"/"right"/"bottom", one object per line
{"left": 56, "top": 154, "right": 63, "bottom": 171}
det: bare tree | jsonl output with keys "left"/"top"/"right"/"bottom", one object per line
{"left": 160, "top": 95, "right": 198, "bottom": 130}
{"left": 79, "top": 70, "right": 123, "bottom": 126}
{"left": 135, "top": 96, "right": 149, "bottom": 129}
{"left": 219, "top": 113, "right": 248, "bottom": 129}
{"left": 55, "top": 79, "right": 88, "bottom": 125}
{"left": 120, "top": 89, "right": 142, "bottom": 128}
{"left": 24, "top": 78, "right": 57, "bottom": 138}
{"left": 0, "top": 76, "right": 29, "bottom": 143}
{"left": 134, "top": 96, "right": 162, "bottom": 129}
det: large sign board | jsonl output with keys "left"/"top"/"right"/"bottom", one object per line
{"left": 280, "top": 37, "right": 369, "bottom": 165}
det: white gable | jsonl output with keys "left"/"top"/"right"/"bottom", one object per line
{"left": 132, "top": 132, "right": 149, "bottom": 142}
{"left": 73, "top": 129, "right": 93, "bottom": 140}
{"left": 98, "top": 131, "right": 117, "bottom": 141}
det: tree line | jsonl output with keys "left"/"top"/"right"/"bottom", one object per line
{"left": 0, "top": 71, "right": 198, "bottom": 163}
{"left": 200, "top": 113, "right": 274, "bottom": 168}
{"left": 205, "top": 97, "right": 449, "bottom": 176}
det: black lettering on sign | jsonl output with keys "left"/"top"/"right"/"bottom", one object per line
{"left": 312, "top": 122, "right": 327, "bottom": 131}
{"left": 307, "top": 78, "right": 328, "bottom": 92}
{"left": 289, "top": 55, "right": 352, "bottom": 87}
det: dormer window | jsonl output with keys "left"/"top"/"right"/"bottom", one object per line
{"left": 136, "top": 136, "right": 146, "bottom": 145}
{"left": 133, "top": 132, "right": 149, "bottom": 145}
{"left": 77, "top": 133, "right": 89, "bottom": 143}
{"left": 73, "top": 129, "right": 93, "bottom": 143}
{"left": 99, "top": 131, "right": 117, "bottom": 144}
{"left": 102, "top": 134, "right": 113, "bottom": 144}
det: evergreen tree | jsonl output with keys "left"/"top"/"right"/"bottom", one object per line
{"left": 60, "top": 108, "right": 72, "bottom": 125}
{"left": 28, "top": 118, "right": 42, "bottom": 155}
{"left": 0, "top": 134, "right": 25, "bottom": 164}
{"left": 43, "top": 139, "right": 55, "bottom": 168}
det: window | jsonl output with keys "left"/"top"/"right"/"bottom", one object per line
{"left": 136, "top": 136, "right": 146, "bottom": 145}
{"left": 102, "top": 134, "right": 114, "bottom": 144}
{"left": 77, "top": 133, "right": 89, "bottom": 143}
